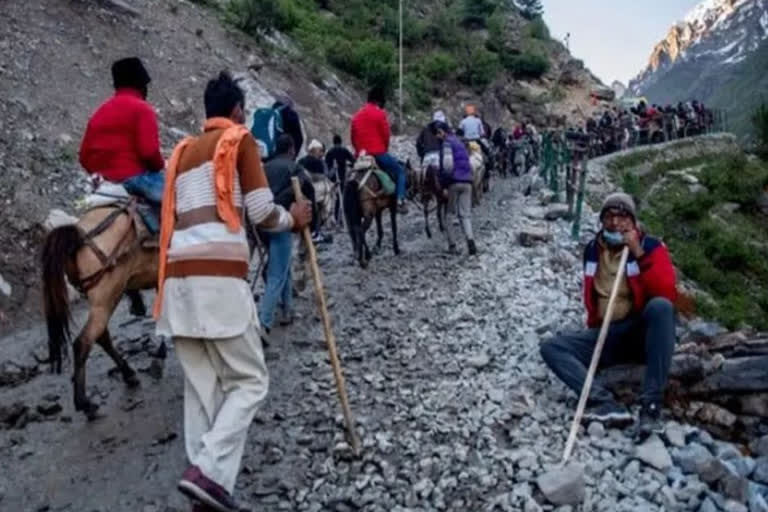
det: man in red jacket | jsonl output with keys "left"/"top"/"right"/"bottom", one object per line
{"left": 540, "top": 193, "right": 677, "bottom": 440}
{"left": 80, "top": 57, "right": 165, "bottom": 204}
{"left": 351, "top": 86, "right": 407, "bottom": 213}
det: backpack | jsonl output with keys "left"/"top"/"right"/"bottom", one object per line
{"left": 250, "top": 105, "right": 286, "bottom": 160}
{"left": 439, "top": 140, "right": 454, "bottom": 183}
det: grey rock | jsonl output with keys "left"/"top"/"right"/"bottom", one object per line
{"left": 724, "top": 457, "right": 756, "bottom": 479}
{"left": 635, "top": 435, "right": 673, "bottom": 471}
{"left": 519, "top": 228, "right": 553, "bottom": 247}
{"left": 466, "top": 353, "right": 491, "bottom": 369}
{"left": 717, "top": 442, "right": 743, "bottom": 461}
{"left": 719, "top": 470, "right": 750, "bottom": 503}
{"left": 624, "top": 459, "right": 641, "bottom": 479}
{"left": 664, "top": 423, "right": 686, "bottom": 448}
{"left": 699, "top": 498, "right": 719, "bottom": 512}
{"left": 524, "top": 498, "right": 543, "bottom": 512}
{"left": 676, "top": 443, "right": 714, "bottom": 474}
{"left": 750, "top": 492, "right": 768, "bottom": 512}
{"left": 536, "top": 463, "right": 585, "bottom": 505}
{"left": 723, "top": 500, "right": 748, "bottom": 512}
{"left": 588, "top": 422, "right": 606, "bottom": 438}
{"left": 754, "top": 457, "right": 768, "bottom": 485}
{"left": 699, "top": 458, "right": 729, "bottom": 484}
{"left": 751, "top": 436, "right": 768, "bottom": 457}
{"left": 545, "top": 204, "right": 571, "bottom": 221}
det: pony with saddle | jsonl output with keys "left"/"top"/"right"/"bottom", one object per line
{"left": 41, "top": 182, "right": 158, "bottom": 419}
{"left": 343, "top": 154, "right": 400, "bottom": 268}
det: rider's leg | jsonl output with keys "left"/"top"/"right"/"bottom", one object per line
{"left": 374, "top": 153, "right": 406, "bottom": 203}
{"left": 123, "top": 171, "right": 165, "bottom": 204}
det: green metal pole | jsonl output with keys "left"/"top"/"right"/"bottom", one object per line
{"left": 571, "top": 158, "right": 588, "bottom": 240}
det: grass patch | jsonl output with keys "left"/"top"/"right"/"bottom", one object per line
{"left": 628, "top": 155, "right": 768, "bottom": 329}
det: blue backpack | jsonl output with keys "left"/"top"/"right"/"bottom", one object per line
{"left": 251, "top": 105, "right": 285, "bottom": 160}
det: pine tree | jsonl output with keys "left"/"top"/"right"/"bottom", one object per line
{"left": 516, "top": 0, "right": 543, "bottom": 20}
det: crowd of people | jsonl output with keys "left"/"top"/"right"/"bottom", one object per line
{"left": 72, "top": 57, "right": 683, "bottom": 512}
{"left": 577, "top": 99, "right": 716, "bottom": 157}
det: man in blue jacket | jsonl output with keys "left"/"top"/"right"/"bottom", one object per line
{"left": 432, "top": 121, "right": 477, "bottom": 256}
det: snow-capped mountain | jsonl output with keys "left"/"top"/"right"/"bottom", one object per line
{"left": 629, "top": 0, "right": 768, "bottom": 96}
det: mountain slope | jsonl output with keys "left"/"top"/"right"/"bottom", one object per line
{"left": 629, "top": 0, "right": 768, "bottom": 135}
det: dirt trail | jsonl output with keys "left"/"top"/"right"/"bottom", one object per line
{"left": 0, "top": 176, "right": 593, "bottom": 511}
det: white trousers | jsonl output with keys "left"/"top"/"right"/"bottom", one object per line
{"left": 174, "top": 325, "right": 269, "bottom": 493}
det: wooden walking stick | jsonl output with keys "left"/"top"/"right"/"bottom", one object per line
{"left": 562, "top": 246, "right": 630, "bottom": 464}
{"left": 291, "top": 177, "right": 361, "bottom": 455}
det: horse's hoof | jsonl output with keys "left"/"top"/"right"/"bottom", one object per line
{"left": 123, "top": 371, "right": 140, "bottom": 389}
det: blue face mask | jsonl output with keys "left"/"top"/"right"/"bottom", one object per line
{"left": 602, "top": 230, "right": 625, "bottom": 247}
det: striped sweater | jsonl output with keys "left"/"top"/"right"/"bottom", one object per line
{"left": 167, "top": 126, "right": 293, "bottom": 278}
{"left": 156, "top": 126, "right": 294, "bottom": 340}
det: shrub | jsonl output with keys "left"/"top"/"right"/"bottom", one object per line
{"left": 405, "top": 72, "right": 433, "bottom": 111}
{"left": 461, "top": 0, "right": 498, "bottom": 28}
{"left": 227, "top": 0, "right": 300, "bottom": 34}
{"left": 421, "top": 52, "right": 460, "bottom": 81}
{"left": 459, "top": 46, "right": 501, "bottom": 90}
{"left": 485, "top": 13, "right": 506, "bottom": 52}
{"left": 327, "top": 38, "right": 396, "bottom": 89}
{"left": 425, "top": 8, "right": 464, "bottom": 49}
{"left": 501, "top": 51, "right": 549, "bottom": 79}
{"left": 699, "top": 154, "right": 768, "bottom": 208}
{"left": 524, "top": 18, "right": 550, "bottom": 40}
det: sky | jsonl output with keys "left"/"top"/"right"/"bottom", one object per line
{"left": 543, "top": 0, "right": 702, "bottom": 85}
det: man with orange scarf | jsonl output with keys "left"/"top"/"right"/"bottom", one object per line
{"left": 154, "top": 72, "right": 311, "bottom": 512}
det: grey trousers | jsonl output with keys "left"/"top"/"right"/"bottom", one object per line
{"left": 539, "top": 297, "right": 676, "bottom": 405}
{"left": 445, "top": 182, "right": 474, "bottom": 245}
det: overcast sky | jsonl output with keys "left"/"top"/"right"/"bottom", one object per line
{"left": 543, "top": 0, "right": 702, "bottom": 85}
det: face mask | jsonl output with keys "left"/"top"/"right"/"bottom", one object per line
{"left": 602, "top": 230, "right": 625, "bottom": 247}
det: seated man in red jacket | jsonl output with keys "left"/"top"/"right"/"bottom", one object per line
{"left": 80, "top": 57, "right": 165, "bottom": 205}
{"left": 540, "top": 193, "right": 677, "bottom": 440}
{"left": 350, "top": 86, "right": 407, "bottom": 213}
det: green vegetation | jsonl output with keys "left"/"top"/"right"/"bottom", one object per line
{"left": 611, "top": 152, "right": 768, "bottom": 329}
{"left": 199, "top": 0, "right": 552, "bottom": 111}
{"left": 753, "top": 101, "right": 768, "bottom": 160}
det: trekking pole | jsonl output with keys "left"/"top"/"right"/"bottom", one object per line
{"left": 291, "top": 177, "right": 361, "bottom": 455}
{"left": 562, "top": 246, "right": 630, "bottom": 464}
{"left": 571, "top": 157, "right": 588, "bottom": 240}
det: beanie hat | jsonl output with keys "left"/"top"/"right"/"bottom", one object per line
{"left": 432, "top": 110, "right": 446, "bottom": 123}
{"left": 307, "top": 139, "right": 324, "bottom": 152}
{"left": 112, "top": 57, "right": 151, "bottom": 90}
{"left": 600, "top": 192, "right": 636, "bottom": 221}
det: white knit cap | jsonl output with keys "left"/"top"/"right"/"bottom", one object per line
{"left": 307, "top": 139, "right": 323, "bottom": 152}
{"left": 433, "top": 110, "right": 446, "bottom": 123}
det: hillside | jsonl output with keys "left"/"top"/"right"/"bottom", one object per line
{"left": 629, "top": 0, "right": 768, "bottom": 136}
{"left": 0, "top": 0, "right": 601, "bottom": 326}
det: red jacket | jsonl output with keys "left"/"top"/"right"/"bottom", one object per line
{"left": 350, "top": 102, "right": 390, "bottom": 157}
{"left": 583, "top": 233, "right": 677, "bottom": 328}
{"left": 79, "top": 88, "right": 165, "bottom": 182}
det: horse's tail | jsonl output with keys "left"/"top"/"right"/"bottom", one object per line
{"left": 41, "top": 225, "right": 83, "bottom": 374}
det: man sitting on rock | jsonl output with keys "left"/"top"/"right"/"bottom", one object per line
{"left": 540, "top": 193, "right": 677, "bottom": 439}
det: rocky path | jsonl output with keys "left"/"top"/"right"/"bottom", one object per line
{"left": 1, "top": 177, "right": 767, "bottom": 512}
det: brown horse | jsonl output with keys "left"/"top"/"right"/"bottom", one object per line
{"left": 410, "top": 160, "right": 448, "bottom": 241}
{"left": 343, "top": 159, "right": 400, "bottom": 268}
{"left": 41, "top": 200, "right": 157, "bottom": 419}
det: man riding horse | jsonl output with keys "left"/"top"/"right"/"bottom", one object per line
{"left": 79, "top": 57, "right": 164, "bottom": 316}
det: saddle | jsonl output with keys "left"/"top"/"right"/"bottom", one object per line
{"left": 351, "top": 154, "right": 396, "bottom": 197}
{"left": 72, "top": 182, "right": 159, "bottom": 292}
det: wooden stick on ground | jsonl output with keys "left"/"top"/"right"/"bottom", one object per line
{"left": 562, "top": 246, "right": 630, "bottom": 464}
{"left": 291, "top": 177, "right": 361, "bottom": 455}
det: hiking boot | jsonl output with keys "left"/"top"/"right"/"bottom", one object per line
{"left": 583, "top": 401, "right": 633, "bottom": 428}
{"left": 635, "top": 402, "right": 664, "bottom": 442}
{"left": 467, "top": 239, "right": 478, "bottom": 256}
{"left": 278, "top": 310, "right": 295, "bottom": 327}
{"left": 178, "top": 465, "right": 238, "bottom": 512}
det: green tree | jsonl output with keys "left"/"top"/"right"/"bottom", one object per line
{"left": 462, "top": 0, "right": 498, "bottom": 28}
{"left": 515, "top": 0, "right": 543, "bottom": 20}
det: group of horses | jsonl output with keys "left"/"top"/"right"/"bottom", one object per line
{"left": 39, "top": 134, "right": 499, "bottom": 419}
